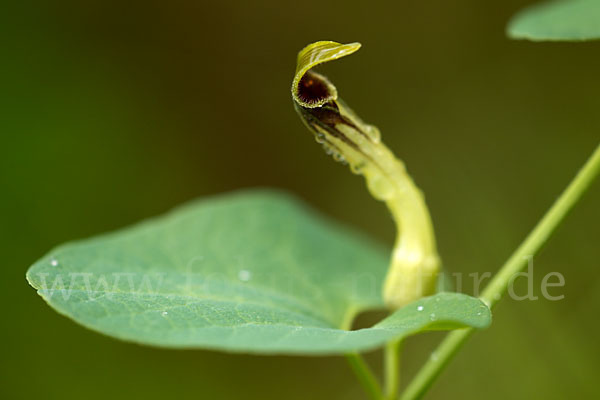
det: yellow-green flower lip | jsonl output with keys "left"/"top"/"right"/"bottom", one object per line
{"left": 292, "top": 41, "right": 441, "bottom": 309}
{"left": 291, "top": 41, "right": 361, "bottom": 108}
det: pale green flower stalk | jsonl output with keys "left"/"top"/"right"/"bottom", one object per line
{"left": 291, "top": 41, "right": 440, "bottom": 309}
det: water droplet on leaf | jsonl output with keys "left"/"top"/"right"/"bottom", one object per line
{"left": 350, "top": 162, "right": 365, "bottom": 174}
{"left": 417, "top": 305, "right": 424, "bottom": 311}
{"left": 364, "top": 125, "right": 381, "bottom": 143}
{"left": 333, "top": 152, "right": 346, "bottom": 164}
{"left": 238, "top": 270, "right": 251, "bottom": 282}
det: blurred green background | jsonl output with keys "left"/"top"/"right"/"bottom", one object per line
{"left": 2, "top": 0, "right": 599, "bottom": 398}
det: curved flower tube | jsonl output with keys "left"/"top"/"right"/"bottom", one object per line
{"left": 291, "top": 41, "right": 441, "bottom": 309}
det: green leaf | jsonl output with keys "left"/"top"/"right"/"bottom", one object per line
{"left": 508, "top": 0, "right": 600, "bottom": 41}
{"left": 26, "top": 190, "right": 490, "bottom": 355}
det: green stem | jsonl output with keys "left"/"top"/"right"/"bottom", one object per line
{"left": 345, "top": 353, "right": 384, "bottom": 400}
{"left": 400, "top": 143, "right": 600, "bottom": 400}
{"left": 384, "top": 339, "right": 403, "bottom": 400}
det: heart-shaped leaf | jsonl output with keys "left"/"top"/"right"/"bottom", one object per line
{"left": 508, "top": 0, "right": 600, "bottom": 41}
{"left": 27, "top": 190, "right": 490, "bottom": 354}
